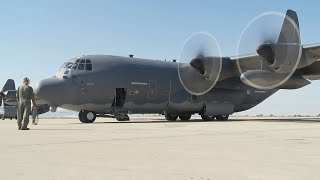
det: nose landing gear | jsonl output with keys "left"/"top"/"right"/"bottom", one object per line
{"left": 79, "top": 110, "right": 97, "bottom": 123}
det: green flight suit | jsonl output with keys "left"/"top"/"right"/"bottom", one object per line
{"left": 16, "top": 84, "right": 36, "bottom": 129}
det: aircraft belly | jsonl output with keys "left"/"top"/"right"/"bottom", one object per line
{"left": 123, "top": 102, "right": 167, "bottom": 114}
{"left": 234, "top": 89, "right": 277, "bottom": 112}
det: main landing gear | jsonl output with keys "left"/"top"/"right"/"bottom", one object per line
{"left": 165, "top": 111, "right": 229, "bottom": 122}
{"left": 79, "top": 110, "right": 97, "bottom": 123}
{"left": 201, "top": 114, "right": 229, "bottom": 121}
{"left": 165, "top": 112, "right": 192, "bottom": 121}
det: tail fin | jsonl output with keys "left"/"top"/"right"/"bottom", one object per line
{"left": 278, "top": 9, "right": 301, "bottom": 44}
{"left": 2, "top": 79, "right": 16, "bottom": 92}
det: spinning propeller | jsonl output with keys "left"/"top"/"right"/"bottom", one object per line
{"left": 178, "top": 32, "right": 222, "bottom": 96}
{"left": 236, "top": 10, "right": 302, "bottom": 90}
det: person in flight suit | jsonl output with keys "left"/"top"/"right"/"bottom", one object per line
{"left": 16, "top": 77, "right": 37, "bottom": 130}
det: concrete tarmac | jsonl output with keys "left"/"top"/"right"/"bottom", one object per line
{"left": 1, "top": 116, "right": 320, "bottom": 180}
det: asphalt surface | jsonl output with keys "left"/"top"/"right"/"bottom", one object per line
{"left": 1, "top": 116, "right": 320, "bottom": 180}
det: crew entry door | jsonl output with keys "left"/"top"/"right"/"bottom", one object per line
{"left": 114, "top": 88, "right": 127, "bottom": 108}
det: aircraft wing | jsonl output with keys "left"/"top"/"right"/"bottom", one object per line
{"left": 231, "top": 44, "right": 320, "bottom": 80}
{"left": 296, "top": 61, "right": 320, "bottom": 80}
{"left": 303, "top": 43, "right": 320, "bottom": 58}
{"left": 294, "top": 44, "right": 320, "bottom": 80}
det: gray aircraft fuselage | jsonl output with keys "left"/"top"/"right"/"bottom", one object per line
{"left": 36, "top": 55, "right": 275, "bottom": 116}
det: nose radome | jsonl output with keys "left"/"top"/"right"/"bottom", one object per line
{"left": 35, "top": 77, "right": 64, "bottom": 103}
{"left": 34, "top": 81, "right": 42, "bottom": 96}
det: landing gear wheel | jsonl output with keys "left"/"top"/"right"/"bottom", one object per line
{"left": 79, "top": 110, "right": 97, "bottom": 123}
{"left": 179, "top": 114, "right": 191, "bottom": 121}
{"left": 78, "top": 111, "right": 84, "bottom": 123}
{"left": 165, "top": 112, "right": 178, "bottom": 121}
{"left": 201, "top": 114, "right": 216, "bottom": 121}
{"left": 216, "top": 115, "right": 229, "bottom": 121}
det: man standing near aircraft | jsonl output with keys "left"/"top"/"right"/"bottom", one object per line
{"left": 16, "top": 77, "right": 37, "bottom": 130}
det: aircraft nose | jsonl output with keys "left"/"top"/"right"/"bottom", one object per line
{"left": 35, "top": 77, "right": 65, "bottom": 104}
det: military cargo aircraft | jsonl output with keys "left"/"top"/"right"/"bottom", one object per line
{"left": 0, "top": 79, "right": 50, "bottom": 120}
{"left": 35, "top": 10, "right": 320, "bottom": 123}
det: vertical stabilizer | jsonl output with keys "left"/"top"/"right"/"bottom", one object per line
{"left": 278, "top": 9, "right": 300, "bottom": 44}
{"left": 2, "top": 79, "right": 16, "bottom": 92}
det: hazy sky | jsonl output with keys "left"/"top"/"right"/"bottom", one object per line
{"left": 1, "top": 0, "right": 320, "bottom": 115}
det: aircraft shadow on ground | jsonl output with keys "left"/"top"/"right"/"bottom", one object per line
{"left": 70, "top": 119, "right": 208, "bottom": 124}
{"left": 83, "top": 118, "right": 320, "bottom": 124}
{"left": 31, "top": 128, "right": 91, "bottom": 131}
{"left": 232, "top": 118, "right": 320, "bottom": 123}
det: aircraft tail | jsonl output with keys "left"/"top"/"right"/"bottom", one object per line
{"left": 2, "top": 79, "right": 16, "bottom": 92}
{"left": 278, "top": 9, "right": 300, "bottom": 44}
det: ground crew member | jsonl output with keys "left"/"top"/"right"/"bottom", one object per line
{"left": 32, "top": 107, "right": 38, "bottom": 125}
{"left": 16, "top": 77, "right": 37, "bottom": 130}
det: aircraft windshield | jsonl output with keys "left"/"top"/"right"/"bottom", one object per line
{"left": 59, "top": 59, "right": 92, "bottom": 74}
{"left": 74, "top": 59, "right": 93, "bottom": 71}
{"left": 60, "top": 62, "right": 74, "bottom": 70}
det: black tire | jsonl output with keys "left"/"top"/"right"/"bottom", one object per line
{"left": 165, "top": 112, "right": 178, "bottom": 121}
{"left": 201, "top": 114, "right": 216, "bottom": 121}
{"left": 79, "top": 110, "right": 96, "bottom": 123}
{"left": 179, "top": 114, "right": 191, "bottom": 121}
{"left": 78, "top": 111, "right": 84, "bottom": 123}
{"left": 216, "top": 115, "right": 229, "bottom": 121}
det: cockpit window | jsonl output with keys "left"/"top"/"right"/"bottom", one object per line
{"left": 76, "top": 59, "right": 93, "bottom": 71}
{"left": 59, "top": 59, "right": 92, "bottom": 72}
{"left": 65, "top": 62, "right": 73, "bottom": 69}
{"left": 72, "top": 63, "right": 79, "bottom": 70}
{"left": 78, "top": 64, "right": 85, "bottom": 70}
{"left": 86, "top": 64, "right": 92, "bottom": 71}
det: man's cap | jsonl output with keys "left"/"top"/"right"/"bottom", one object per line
{"left": 23, "top": 77, "right": 30, "bottom": 83}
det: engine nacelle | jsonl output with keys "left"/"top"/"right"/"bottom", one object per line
{"left": 257, "top": 43, "right": 302, "bottom": 73}
{"left": 240, "top": 70, "right": 310, "bottom": 89}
